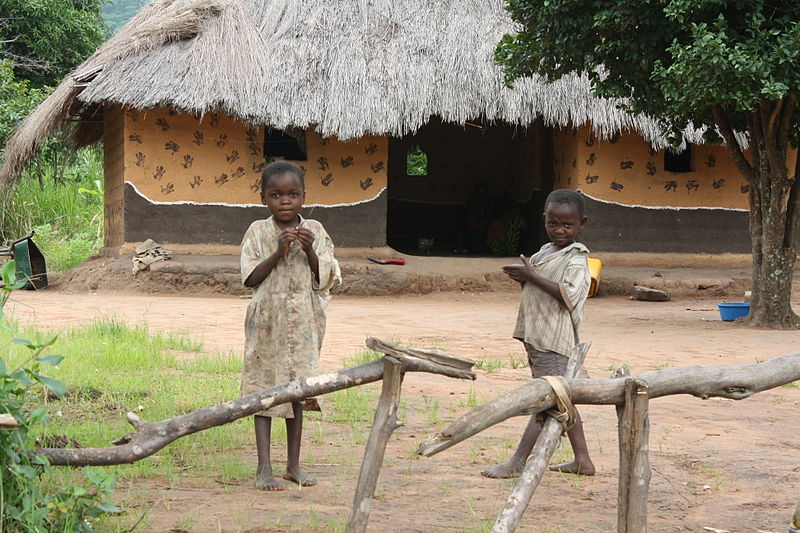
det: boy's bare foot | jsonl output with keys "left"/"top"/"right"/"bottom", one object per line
{"left": 283, "top": 467, "right": 317, "bottom": 487}
{"left": 255, "top": 475, "right": 285, "bottom": 491}
{"left": 548, "top": 460, "right": 595, "bottom": 476}
{"left": 481, "top": 459, "right": 525, "bottom": 479}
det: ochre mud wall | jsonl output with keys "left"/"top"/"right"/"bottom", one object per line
{"left": 117, "top": 107, "right": 389, "bottom": 246}
{"left": 550, "top": 125, "right": 799, "bottom": 253}
{"left": 553, "top": 125, "right": 752, "bottom": 209}
{"left": 123, "top": 108, "right": 387, "bottom": 206}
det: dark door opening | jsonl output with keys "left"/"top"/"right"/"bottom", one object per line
{"left": 387, "top": 118, "right": 552, "bottom": 256}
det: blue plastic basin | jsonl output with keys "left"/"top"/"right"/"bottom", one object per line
{"left": 716, "top": 302, "right": 750, "bottom": 322}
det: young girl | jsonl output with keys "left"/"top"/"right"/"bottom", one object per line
{"left": 240, "top": 161, "right": 340, "bottom": 491}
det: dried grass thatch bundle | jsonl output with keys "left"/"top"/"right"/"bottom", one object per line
{"left": 0, "top": 0, "right": 728, "bottom": 187}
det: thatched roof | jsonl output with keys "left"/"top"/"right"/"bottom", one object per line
{"left": 0, "top": 0, "right": 722, "bottom": 185}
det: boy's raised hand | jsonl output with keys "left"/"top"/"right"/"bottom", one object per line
{"left": 502, "top": 254, "right": 534, "bottom": 283}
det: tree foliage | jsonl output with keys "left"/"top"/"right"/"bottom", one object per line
{"left": 0, "top": 61, "right": 46, "bottom": 150}
{"left": 497, "top": 0, "right": 800, "bottom": 141}
{"left": 497, "top": 0, "right": 800, "bottom": 328}
{"left": 0, "top": 0, "right": 108, "bottom": 88}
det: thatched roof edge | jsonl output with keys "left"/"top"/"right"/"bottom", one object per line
{"left": 0, "top": 0, "right": 224, "bottom": 186}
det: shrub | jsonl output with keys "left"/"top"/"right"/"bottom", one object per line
{"left": 0, "top": 262, "right": 119, "bottom": 532}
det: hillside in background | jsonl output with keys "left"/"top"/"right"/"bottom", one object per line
{"left": 102, "top": 0, "right": 150, "bottom": 32}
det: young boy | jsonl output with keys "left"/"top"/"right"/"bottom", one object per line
{"left": 482, "top": 189, "right": 595, "bottom": 478}
{"left": 240, "top": 161, "right": 340, "bottom": 491}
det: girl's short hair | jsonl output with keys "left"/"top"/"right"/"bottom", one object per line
{"left": 261, "top": 161, "right": 305, "bottom": 195}
{"left": 545, "top": 189, "right": 585, "bottom": 217}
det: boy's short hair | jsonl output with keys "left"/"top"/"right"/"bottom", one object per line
{"left": 261, "top": 160, "right": 305, "bottom": 196}
{"left": 545, "top": 189, "right": 585, "bottom": 217}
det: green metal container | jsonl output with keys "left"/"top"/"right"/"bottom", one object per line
{"left": 0, "top": 235, "right": 48, "bottom": 290}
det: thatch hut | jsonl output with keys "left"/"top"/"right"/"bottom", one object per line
{"left": 1, "top": 0, "right": 757, "bottom": 254}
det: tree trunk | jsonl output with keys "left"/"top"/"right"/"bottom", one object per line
{"left": 746, "top": 126, "right": 799, "bottom": 328}
{"left": 713, "top": 99, "right": 799, "bottom": 329}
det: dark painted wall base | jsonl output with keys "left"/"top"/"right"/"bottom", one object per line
{"left": 123, "top": 184, "right": 388, "bottom": 247}
{"left": 580, "top": 195, "right": 751, "bottom": 253}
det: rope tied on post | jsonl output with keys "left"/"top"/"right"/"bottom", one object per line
{"left": 535, "top": 376, "right": 577, "bottom": 433}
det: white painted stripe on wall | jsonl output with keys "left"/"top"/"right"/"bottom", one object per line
{"left": 125, "top": 181, "right": 387, "bottom": 208}
{"left": 580, "top": 191, "right": 748, "bottom": 212}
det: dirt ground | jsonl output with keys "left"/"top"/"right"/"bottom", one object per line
{"left": 6, "top": 290, "right": 800, "bottom": 532}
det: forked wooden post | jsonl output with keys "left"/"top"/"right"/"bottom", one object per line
{"left": 492, "top": 342, "right": 590, "bottom": 533}
{"left": 616, "top": 378, "right": 651, "bottom": 533}
{"left": 347, "top": 356, "right": 404, "bottom": 533}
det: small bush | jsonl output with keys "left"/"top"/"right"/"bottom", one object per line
{"left": 0, "top": 261, "right": 119, "bottom": 532}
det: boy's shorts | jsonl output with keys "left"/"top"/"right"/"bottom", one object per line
{"left": 524, "top": 342, "right": 588, "bottom": 378}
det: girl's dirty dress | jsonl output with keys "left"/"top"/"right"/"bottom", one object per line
{"left": 240, "top": 216, "right": 341, "bottom": 418}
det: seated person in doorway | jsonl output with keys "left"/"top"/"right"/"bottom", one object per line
{"left": 486, "top": 207, "right": 528, "bottom": 256}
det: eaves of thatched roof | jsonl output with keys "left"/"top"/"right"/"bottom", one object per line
{"left": 0, "top": 0, "right": 723, "bottom": 186}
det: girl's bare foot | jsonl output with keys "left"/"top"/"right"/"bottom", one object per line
{"left": 481, "top": 458, "right": 525, "bottom": 479}
{"left": 549, "top": 460, "right": 595, "bottom": 476}
{"left": 255, "top": 474, "right": 285, "bottom": 491}
{"left": 283, "top": 467, "right": 317, "bottom": 487}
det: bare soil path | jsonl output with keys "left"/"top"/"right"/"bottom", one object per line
{"left": 6, "top": 291, "right": 800, "bottom": 532}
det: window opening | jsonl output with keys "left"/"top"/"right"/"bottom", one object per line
{"left": 406, "top": 146, "right": 428, "bottom": 176}
{"left": 664, "top": 145, "right": 692, "bottom": 172}
{"left": 264, "top": 128, "right": 307, "bottom": 160}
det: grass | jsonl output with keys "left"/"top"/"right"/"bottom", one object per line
{"left": 697, "top": 462, "right": 730, "bottom": 493}
{"left": 507, "top": 353, "right": 526, "bottom": 369}
{"left": 0, "top": 149, "right": 104, "bottom": 272}
{"left": 423, "top": 394, "right": 441, "bottom": 424}
{"left": 1, "top": 317, "right": 533, "bottom": 530}
{"left": 341, "top": 346, "right": 382, "bottom": 368}
{"left": 1, "top": 315, "right": 249, "bottom": 530}
{"left": 0, "top": 316, "right": 391, "bottom": 530}
{"left": 474, "top": 358, "right": 504, "bottom": 374}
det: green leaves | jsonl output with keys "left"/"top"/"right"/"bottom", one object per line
{"left": 0, "top": 0, "right": 109, "bottom": 88}
{"left": 36, "top": 354, "right": 65, "bottom": 366}
{"left": 36, "top": 375, "right": 66, "bottom": 398}
{"left": 0, "top": 253, "right": 119, "bottom": 531}
{"left": 497, "top": 0, "right": 800, "bottom": 136}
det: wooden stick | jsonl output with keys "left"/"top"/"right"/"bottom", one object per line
{"left": 37, "top": 339, "right": 474, "bottom": 466}
{"left": 617, "top": 379, "right": 651, "bottom": 533}
{"left": 347, "top": 357, "right": 404, "bottom": 533}
{"left": 366, "top": 337, "right": 475, "bottom": 370}
{"left": 492, "top": 343, "right": 590, "bottom": 533}
{"left": 418, "top": 353, "right": 800, "bottom": 457}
